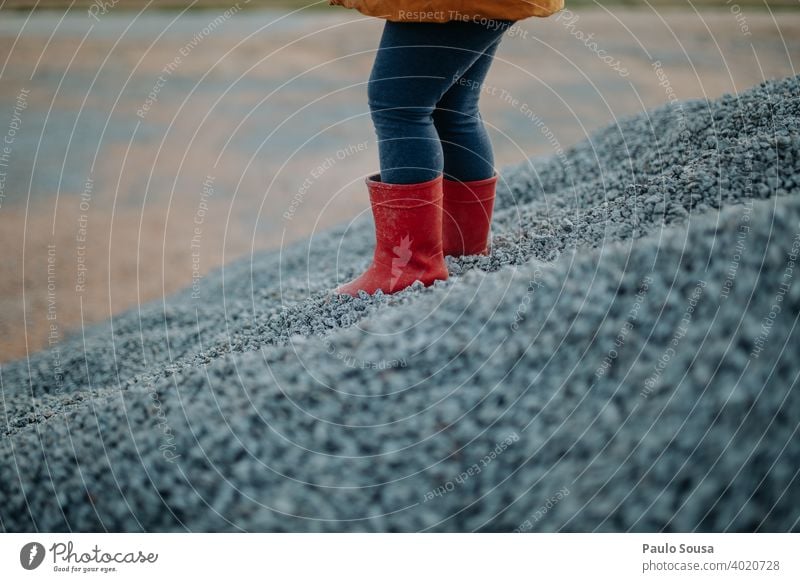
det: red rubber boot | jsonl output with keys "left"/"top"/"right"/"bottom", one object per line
{"left": 336, "top": 174, "right": 449, "bottom": 296}
{"left": 442, "top": 174, "right": 498, "bottom": 257}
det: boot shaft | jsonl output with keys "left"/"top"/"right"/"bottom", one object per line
{"left": 442, "top": 174, "right": 498, "bottom": 257}
{"left": 368, "top": 174, "right": 445, "bottom": 274}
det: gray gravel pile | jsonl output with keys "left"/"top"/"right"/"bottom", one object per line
{"left": 1, "top": 76, "right": 799, "bottom": 532}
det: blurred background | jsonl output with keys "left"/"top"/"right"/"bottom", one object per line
{"left": 0, "top": 0, "right": 798, "bottom": 363}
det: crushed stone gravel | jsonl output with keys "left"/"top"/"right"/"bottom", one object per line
{"left": 1, "top": 75, "right": 799, "bottom": 532}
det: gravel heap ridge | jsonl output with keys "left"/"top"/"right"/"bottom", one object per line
{"left": 1, "top": 76, "right": 799, "bottom": 532}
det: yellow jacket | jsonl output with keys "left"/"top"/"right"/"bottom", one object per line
{"left": 328, "top": 0, "right": 563, "bottom": 22}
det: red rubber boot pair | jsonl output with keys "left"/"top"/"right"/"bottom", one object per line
{"left": 336, "top": 173, "right": 497, "bottom": 296}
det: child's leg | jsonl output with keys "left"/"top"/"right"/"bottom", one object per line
{"left": 368, "top": 20, "right": 512, "bottom": 185}
{"left": 433, "top": 37, "right": 504, "bottom": 182}
{"left": 431, "top": 34, "right": 509, "bottom": 257}
{"left": 338, "top": 20, "right": 511, "bottom": 295}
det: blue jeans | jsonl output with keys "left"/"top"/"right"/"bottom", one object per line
{"left": 368, "top": 19, "right": 513, "bottom": 185}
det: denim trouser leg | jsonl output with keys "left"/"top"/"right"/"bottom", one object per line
{"left": 368, "top": 20, "right": 511, "bottom": 185}
{"left": 434, "top": 38, "right": 503, "bottom": 182}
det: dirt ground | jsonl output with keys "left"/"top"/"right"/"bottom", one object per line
{"left": 0, "top": 6, "right": 798, "bottom": 363}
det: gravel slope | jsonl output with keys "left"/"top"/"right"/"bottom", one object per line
{"left": 1, "top": 76, "right": 799, "bottom": 532}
